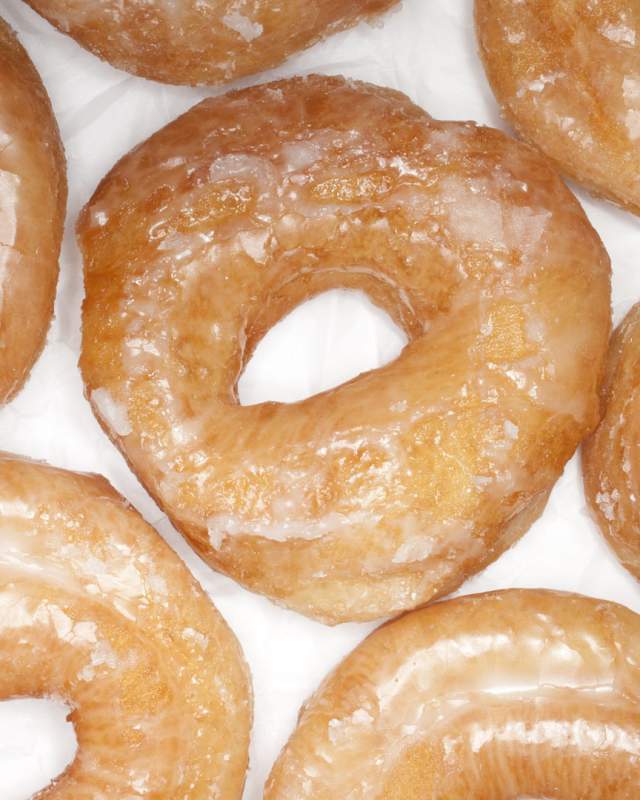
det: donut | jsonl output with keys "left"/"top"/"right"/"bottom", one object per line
{"left": 78, "top": 75, "right": 611, "bottom": 625}
{"left": 0, "top": 16, "right": 66, "bottom": 405}
{"left": 475, "top": 0, "right": 640, "bottom": 215}
{"left": 265, "top": 589, "right": 640, "bottom": 798}
{"left": 0, "top": 452, "right": 251, "bottom": 797}
{"left": 583, "top": 303, "right": 640, "bottom": 581}
{"left": 22, "top": 0, "right": 399, "bottom": 86}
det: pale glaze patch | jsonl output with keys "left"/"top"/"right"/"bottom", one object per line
{"left": 476, "top": 0, "right": 640, "bottom": 215}
{"left": 0, "top": 16, "right": 66, "bottom": 404}
{"left": 583, "top": 302, "right": 640, "bottom": 581}
{"left": 23, "top": 0, "right": 400, "bottom": 85}
{"left": 79, "top": 76, "right": 611, "bottom": 624}
{"left": 0, "top": 453, "right": 251, "bottom": 798}
{"left": 265, "top": 591, "right": 640, "bottom": 799}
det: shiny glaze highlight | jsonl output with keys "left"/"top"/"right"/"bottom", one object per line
{"left": 0, "top": 453, "right": 251, "bottom": 798}
{"left": 584, "top": 302, "right": 640, "bottom": 581}
{"left": 266, "top": 590, "right": 640, "bottom": 799}
{"left": 476, "top": 0, "right": 640, "bottom": 215}
{"left": 0, "top": 16, "right": 66, "bottom": 404}
{"left": 79, "top": 75, "right": 610, "bottom": 624}
{"left": 22, "top": 0, "right": 399, "bottom": 86}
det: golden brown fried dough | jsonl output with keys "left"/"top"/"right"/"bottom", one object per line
{"left": 0, "top": 16, "right": 66, "bottom": 404}
{"left": 584, "top": 302, "right": 640, "bottom": 581}
{"left": 266, "top": 590, "right": 640, "bottom": 799}
{"left": 0, "top": 453, "right": 251, "bottom": 798}
{"left": 476, "top": 0, "right": 640, "bottom": 214}
{"left": 79, "top": 75, "right": 610, "bottom": 624}
{"left": 23, "top": 0, "right": 399, "bottom": 85}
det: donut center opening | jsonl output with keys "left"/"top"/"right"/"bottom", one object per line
{"left": 238, "top": 288, "right": 407, "bottom": 405}
{"left": 0, "top": 698, "right": 77, "bottom": 799}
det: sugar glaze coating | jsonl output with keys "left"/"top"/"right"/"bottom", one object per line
{"left": 476, "top": 0, "right": 640, "bottom": 215}
{"left": 0, "top": 16, "right": 66, "bottom": 404}
{"left": 583, "top": 303, "right": 640, "bottom": 581}
{"left": 266, "top": 590, "right": 640, "bottom": 799}
{"left": 79, "top": 76, "right": 611, "bottom": 624}
{"left": 22, "top": 0, "right": 399, "bottom": 86}
{"left": 0, "top": 453, "right": 251, "bottom": 798}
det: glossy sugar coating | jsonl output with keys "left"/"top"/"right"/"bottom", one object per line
{"left": 476, "top": 0, "right": 640, "bottom": 215}
{"left": 583, "top": 303, "right": 640, "bottom": 581}
{"left": 0, "top": 16, "right": 66, "bottom": 404}
{"left": 0, "top": 453, "right": 252, "bottom": 798}
{"left": 23, "top": 0, "right": 399, "bottom": 86}
{"left": 266, "top": 590, "right": 640, "bottom": 799}
{"left": 79, "top": 75, "right": 611, "bottom": 625}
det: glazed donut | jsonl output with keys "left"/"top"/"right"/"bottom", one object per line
{"left": 0, "top": 453, "right": 251, "bottom": 797}
{"left": 265, "top": 590, "right": 640, "bottom": 799}
{"left": 0, "top": 16, "right": 66, "bottom": 404}
{"left": 475, "top": 0, "right": 640, "bottom": 215}
{"left": 79, "top": 75, "right": 611, "bottom": 625}
{"left": 22, "top": 0, "right": 399, "bottom": 86}
{"left": 583, "top": 303, "right": 640, "bottom": 581}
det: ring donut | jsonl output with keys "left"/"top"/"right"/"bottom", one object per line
{"left": 22, "top": 0, "right": 399, "bottom": 86}
{"left": 475, "top": 0, "right": 640, "bottom": 215}
{"left": 79, "top": 75, "right": 611, "bottom": 624}
{"left": 0, "top": 453, "right": 251, "bottom": 797}
{"left": 265, "top": 590, "right": 640, "bottom": 798}
{"left": 583, "top": 303, "right": 640, "bottom": 581}
{"left": 0, "top": 16, "right": 66, "bottom": 404}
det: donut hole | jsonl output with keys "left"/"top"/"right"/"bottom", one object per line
{"left": 0, "top": 698, "right": 77, "bottom": 798}
{"left": 237, "top": 288, "right": 408, "bottom": 405}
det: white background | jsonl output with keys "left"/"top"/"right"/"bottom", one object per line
{"left": 1, "top": 0, "right": 640, "bottom": 796}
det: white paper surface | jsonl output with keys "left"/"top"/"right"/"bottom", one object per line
{"left": 1, "top": 0, "right": 640, "bottom": 796}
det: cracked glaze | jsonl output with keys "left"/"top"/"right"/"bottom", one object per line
{"left": 0, "top": 453, "right": 251, "bottom": 798}
{"left": 583, "top": 302, "right": 640, "bottom": 582}
{"left": 266, "top": 590, "right": 640, "bottom": 799}
{"left": 0, "top": 16, "right": 66, "bottom": 404}
{"left": 22, "top": 0, "right": 399, "bottom": 86}
{"left": 79, "top": 76, "right": 611, "bottom": 624}
{"left": 476, "top": 0, "right": 640, "bottom": 215}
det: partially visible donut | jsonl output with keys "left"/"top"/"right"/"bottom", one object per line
{"left": 266, "top": 590, "right": 640, "bottom": 799}
{"left": 22, "top": 0, "right": 400, "bottom": 86}
{"left": 583, "top": 303, "right": 640, "bottom": 581}
{"left": 476, "top": 0, "right": 640, "bottom": 215}
{"left": 79, "top": 75, "right": 611, "bottom": 625}
{"left": 0, "top": 453, "right": 251, "bottom": 798}
{"left": 0, "top": 16, "right": 66, "bottom": 404}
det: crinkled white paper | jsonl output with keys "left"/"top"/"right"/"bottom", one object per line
{"left": 1, "top": 1, "right": 640, "bottom": 797}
